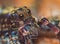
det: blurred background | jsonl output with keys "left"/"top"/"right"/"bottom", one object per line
{"left": 0, "top": 0, "right": 60, "bottom": 18}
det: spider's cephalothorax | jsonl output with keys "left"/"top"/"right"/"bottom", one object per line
{"left": 16, "top": 7, "right": 32, "bottom": 20}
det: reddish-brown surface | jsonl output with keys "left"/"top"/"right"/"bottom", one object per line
{"left": 35, "top": 38, "right": 60, "bottom": 44}
{"left": 32, "top": 31, "right": 60, "bottom": 44}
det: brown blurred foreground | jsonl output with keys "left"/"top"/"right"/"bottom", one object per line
{"left": 32, "top": 31, "right": 60, "bottom": 44}
{"left": 35, "top": 38, "right": 60, "bottom": 44}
